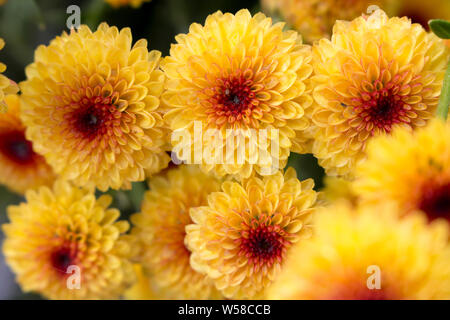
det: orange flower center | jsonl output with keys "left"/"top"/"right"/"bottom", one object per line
{"left": 206, "top": 73, "right": 258, "bottom": 125}
{"left": 50, "top": 246, "right": 77, "bottom": 275}
{"left": 419, "top": 182, "right": 450, "bottom": 222}
{"left": 0, "top": 130, "right": 36, "bottom": 165}
{"left": 238, "top": 223, "right": 288, "bottom": 270}
{"left": 68, "top": 96, "right": 118, "bottom": 140}
{"left": 353, "top": 85, "right": 409, "bottom": 133}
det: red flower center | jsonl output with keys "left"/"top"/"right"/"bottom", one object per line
{"left": 354, "top": 86, "right": 409, "bottom": 133}
{"left": 0, "top": 131, "right": 36, "bottom": 165}
{"left": 50, "top": 246, "right": 76, "bottom": 275}
{"left": 238, "top": 224, "right": 287, "bottom": 270}
{"left": 67, "top": 96, "right": 118, "bottom": 140}
{"left": 419, "top": 182, "right": 450, "bottom": 222}
{"left": 208, "top": 74, "right": 256, "bottom": 124}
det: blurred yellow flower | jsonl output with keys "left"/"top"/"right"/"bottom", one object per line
{"left": 2, "top": 180, "right": 136, "bottom": 299}
{"left": 355, "top": 119, "right": 450, "bottom": 225}
{"left": 264, "top": 0, "right": 450, "bottom": 43}
{"left": 310, "top": 10, "right": 449, "bottom": 178}
{"left": 131, "top": 166, "right": 223, "bottom": 299}
{"left": 162, "top": 9, "right": 314, "bottom": 179}
{"left": 260, "top": 0, "right": 280, "bottom": 14}
{"left": 105, "top": 0, "right": 151, "bottom": 8}
{"left": 0, "top": 94, "right": 56, "bottom": 194}
{"left": 321, "top": 176, "right": 358, "bottom": 206}
{"left": 268, "top": 203, "right": 450, "bottom": 299}
{"left": 186, "top": 168, "right": 318, "bottom": 299}
{"left": 277, "top": 0, "right": 388, "bottom": 43}
{"left": 20, "top": 23, "right": 169, "bottom": 191}
{"left": 0, "top": 39, "right": 18, "bottom": 113}
{"left": 123, "top": 264, "right": 160, "bottom": 300}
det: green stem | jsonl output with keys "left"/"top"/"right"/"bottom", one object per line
{"left": 436, "top": 60, "right": 450, "bottom": 120}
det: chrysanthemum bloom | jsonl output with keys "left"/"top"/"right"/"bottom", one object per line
{"left": 186, "top": 168, "right": 317, "bottom": 299}
{"left": 2, "top": 180, "right": 136, "bottom": 300}
{"left": 162, "top": 10, "right": 314, "bottom": 179}
{"left": 355, "top": 119, "right": 450, "bottom": 225}
{"left": 0, "top": 39, "right": 18, "bottom": 113}
{"left": 105, "top": 0, "right": 151, "bottom": 8}
{"left": 20, "top": 23, "right": 169, "bottom": 191}
{"left": 131, "top": 166, "right": 223, "bottom": 299}
{"left": 277, "top": 0, "right": 389, "bottom": 43}
{"left": 310, "top": 10, "right": 449, "bottom": 178}
{"left": 0, "top": 95, "right": 56, "bottom": 194}
{"left": 267, "top": 203, "right": 450, "bottom": 299}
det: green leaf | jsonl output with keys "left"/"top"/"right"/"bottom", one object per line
{"left": 287, "top": 153, "right": 325, "bottom": 190}
{"left": 429, "top": 19, "right": 450, "bottom": 39}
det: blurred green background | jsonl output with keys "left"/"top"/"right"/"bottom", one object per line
{"left": 0, "top": 0, "right": 325, "bottom": 300}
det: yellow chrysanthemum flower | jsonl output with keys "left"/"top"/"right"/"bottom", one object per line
{"left": 355, "top": 119, "right": 450, "bottom": 225}
{"left": 162, "top": 9, "right": 314, "bottom": 179}
{"left": 186, "top": 168, "right": 318, "bottom": 299}
{"left": 2, "top": 180, "right": 136, "bottom": 299}
{"left": 277, "top": 0, "right": 389, "bottom": 43}
{"left": 131, "top": 166, "right": 223, "bottom": 299}
{"left": 0, "top": 38, "right": 18, "bottom": 113}
{"left": 310, "top": 10, "right": 449, "bottom": 178}
{"left": 0, "top": 95, "right": 56, "bottom": 194}
{"left": 20, "top": 23, "right": 169, "bottom": 191}
{"left": 268, "top": 203, "right": 450, "bottom": 299}
{"left": 105, "top": 0, "right": 151, "bottom": 8}
{"left": 123, "top": 264, "right": 159, "bottom": 300}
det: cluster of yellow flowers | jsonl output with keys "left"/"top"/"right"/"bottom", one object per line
{"left": 0, "top": 5, "right": 449, "bottom": 300}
